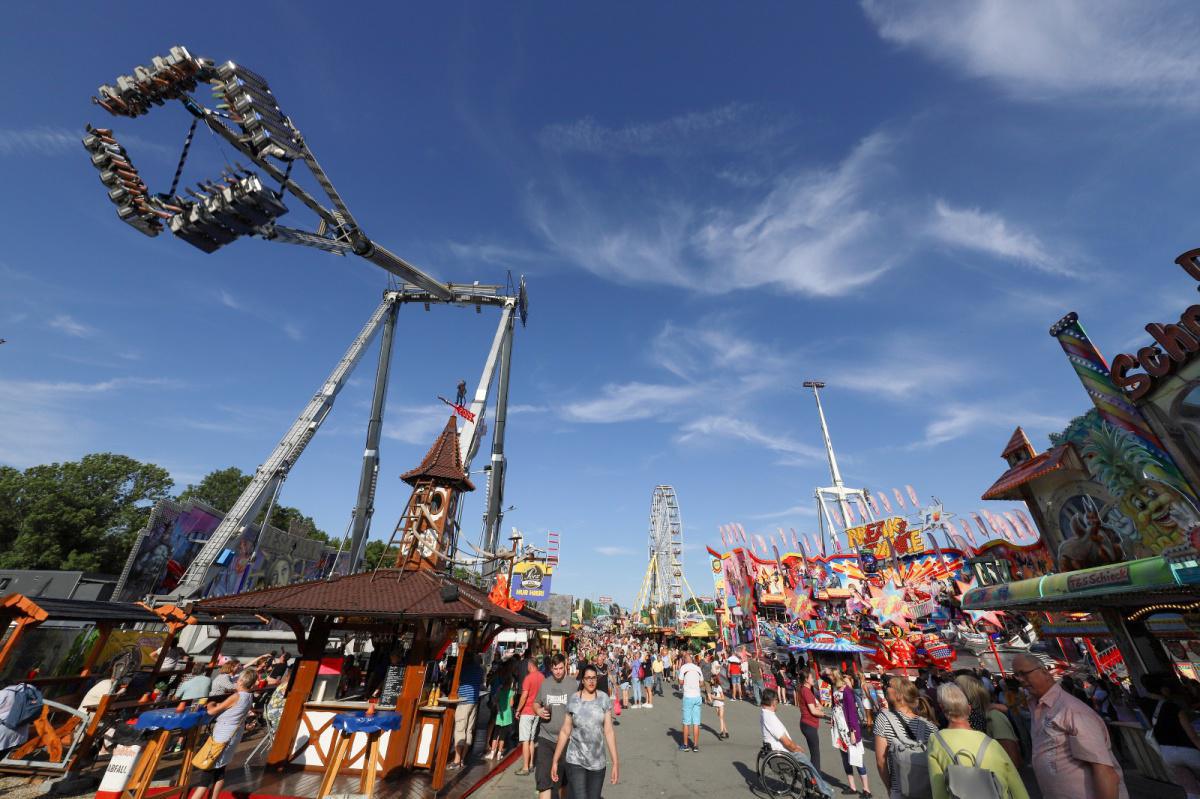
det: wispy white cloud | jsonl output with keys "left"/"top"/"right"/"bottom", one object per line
{"left": 676, "top": 415, "right": 822, "bottom": 462}
{"left": 48, "top": 314, "right": 96, "bottom": 338}
{"left": 926, "top": 200, "right": 1072, "bottom": 276}
{"left": 282, "top": 323, "right": 303, "bottom": 342}
{"left": 827, "top": 336, "right": 977, "bottom": 401}
{"left": 560, "top": 382, "right": 702, "bottom": 424}
{"left": 749, "top": 504, "right": 819, "bottom": 520}
{"left": 861, "top": 0, "right": 1200, "bottom": 107}
{"left": 913, "top": 403, "right": 1067, "bottom": 448}
{"left": 649, "top": 321, "right": 779, "bottom": 382}
{"left": 447, "top": 241, "right": 541, "bottom": 266}
{"left": 383, "top": 404, "right": 455, "bottom": 445}
{"left": 528, "top": 132, "right": 903, "bottom": 297}
{"left": 595, "top": 546, "right": 633, "bottom": 556}
{"left": 539, "top": 103, "right": 785, "bottom": 157}
{"left": 0, "top": 127, "right": 173, "bottom": 158}
{"left": 218, "top": 289, "right": 246, "bottom": 311}
{"left": 0, "top": 377, "right": 181, "bottom": 467}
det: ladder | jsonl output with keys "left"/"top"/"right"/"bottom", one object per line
{"left": 167, "top": 293, "right": 398, "bottom": 599}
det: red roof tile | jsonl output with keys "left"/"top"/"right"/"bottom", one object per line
{"left": 193, "top": 569, "right": 547, "bottom": 628}
{"left": 400, "top": 416, "right": 475, "bottom": 491}
{"left": 982, "top": 445, "right": 1069, "bottom": 500}
{"left": 1001, "top": 427, "right": 1035, "bottom": 460}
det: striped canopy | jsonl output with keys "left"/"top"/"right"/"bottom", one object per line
{"left": 788, "top": 637, "right": 875, "bottom": 653}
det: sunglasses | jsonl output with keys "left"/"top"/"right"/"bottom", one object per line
{"left": 1012, "top": 667, "right": 1043, "bottom": 677}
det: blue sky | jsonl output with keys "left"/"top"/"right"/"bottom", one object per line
{"left": 4, "top": 2, "right": 1200, "bottom": 607}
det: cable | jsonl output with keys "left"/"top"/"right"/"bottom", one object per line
{"left": 167, "top": 119, "right": 198, "bottom": 198}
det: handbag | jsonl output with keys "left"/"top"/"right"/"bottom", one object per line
{"left": 192, "top": 736, "right": 228, "bottom": 771}
{"left": 612, "top": 692, "right": 622, "bottom": 716}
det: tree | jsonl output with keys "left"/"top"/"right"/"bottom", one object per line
{"left": 0, "top": 453, "right": 172, "bottom": 573}
{"left": 362, "top": 540, "right": 400, "bottom": 570}
{"left": 177, "top": 467, "right": 329, "bottom": 542}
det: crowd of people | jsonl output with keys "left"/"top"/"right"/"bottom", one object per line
{"left": 539, "top": 627, "right": 1200, "bottom": 799}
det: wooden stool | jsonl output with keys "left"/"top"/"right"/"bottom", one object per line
{"left": 316, "top": 711, "right": 402, "bottom": 799}
{"left": 119, "top": 709, "right": 209, "bottom": 799}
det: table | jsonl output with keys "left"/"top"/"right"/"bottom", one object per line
{"left": 121, "top": 709, "right": 211, "bottom": 799}
{"left": 317, "top": 711, "right": 403, "bottom": 799}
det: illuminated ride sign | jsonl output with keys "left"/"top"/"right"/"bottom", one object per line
{"left": 847, "top": 517, "right": 925, "bottom": 559}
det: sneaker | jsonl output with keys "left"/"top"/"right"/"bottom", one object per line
{"left": 691, "top": 745, "right": 699, "bottom": 753}
{"left": 645, "top": 704, "right": 653, "bottom": 709}
{"left": 678, "top": 744, "right": 689, "bottom": 752}
{"left": 514, "top": 768, "right": 531, "bottom": 776}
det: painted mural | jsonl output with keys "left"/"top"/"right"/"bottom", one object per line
{"left": 116, "top": 499, "right": 338, "bottom": 602}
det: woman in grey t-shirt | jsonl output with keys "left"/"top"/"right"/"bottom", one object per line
{"left": 550, "top": 664, "right": 619, "bottom": 799}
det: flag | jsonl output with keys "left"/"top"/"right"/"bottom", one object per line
{"left": 1003, "top": 511, "right": 1023, "bottom": 542}
{"left": 719, "top": 525, "right": 728, "bottom": 548}
{"left": 833, "top": 534, "right": 843, "bottom": 554}
{"left": 1015, "top": 509, "right": 1039, "bottom": 540}
{"left": 961, "top": 519, "right": 979, "bottom": 547}
{"left": 879, "top": 492, "right": 893, "bottom": 514}
{"left": 790, "top": 528, "right": 800, "bottom": 549}
{"left": 845, "top": 502, "right": 857, "bottom": 525}
{"left": 856, "top": 497, "right": 871, "bottom": 521}
{"left": 906, "top": 485, "right": 920, "bottom": 506}
{"left": 756, "top": 533, "right": 768, "bottom": 553}
{"left": 972, "top": 513, "right": 991, "bottom": 540}
{"left": 867, "top": 494, "right": 880, "bottom": 515}
{"left": 893, "top": 488, "right": 906, "bottom": 509}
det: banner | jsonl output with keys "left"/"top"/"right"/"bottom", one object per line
{"left": 511, "top": 560, "right": 553, "bottom": 600}
{"left": 846, "top": 517, "right": 925, "bottom": 558}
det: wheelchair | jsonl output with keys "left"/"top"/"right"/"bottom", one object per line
{"left": 755, "top": 743, "right": 830, "bottom": 799}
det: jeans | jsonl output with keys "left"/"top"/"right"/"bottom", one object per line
{"left": 786, "top": 750, "right": 833, "bottom": 799}
{"left": 1160, "top": 744, "right": 1200, "bottom": 797}
{"left": 566, "top": 763, "right": 605, "bottom": 799}
{"left": 652, "top": 673, "right": 662, "bottom": 695}
{"left": 751, "top": 678, "right": 763, "bottom": 705}
{"left": 631, "top": 679, "right": 643, "bottom": 704}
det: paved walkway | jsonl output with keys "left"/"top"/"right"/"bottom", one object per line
{"left": 473, "top": 688, "right": 1183, "bottom": 799}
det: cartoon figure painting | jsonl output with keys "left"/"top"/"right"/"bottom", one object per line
{"left": 1082, "top": 421, "right": 1200, "bottom": 555}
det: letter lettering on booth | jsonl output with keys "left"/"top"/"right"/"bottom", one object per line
{"left": 1112, "top": 353, "right": 1152, "bottom": 401}
{"left": 1138, "top": 345, "right": 1172, "bottom": 378}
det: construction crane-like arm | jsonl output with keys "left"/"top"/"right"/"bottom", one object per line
{"left": 166, "top": 293, "right": 398, "bottom": 599}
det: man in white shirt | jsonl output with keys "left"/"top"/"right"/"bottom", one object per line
{"left": 761, "top": 689, "right": 832, "bottom": 798}
{"left": 677, "top": 653, "right": 705, "bottom": 753}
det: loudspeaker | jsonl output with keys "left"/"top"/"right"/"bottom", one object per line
{"left": 440, "top": 584, "right": 460, "bottom": 603}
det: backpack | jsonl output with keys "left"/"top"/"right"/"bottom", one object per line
{"left": 1, "top": 683, "right": 43, "bottom": 730}
{"left": 930, "top": 731, "right": 1006, "bottom": 799}
{"left": 884, "top": 711, "right": 931, "bottom": 799}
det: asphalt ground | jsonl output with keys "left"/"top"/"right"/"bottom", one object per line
{"left": 471, "top": 683, "right": 1183, "bottom": 799}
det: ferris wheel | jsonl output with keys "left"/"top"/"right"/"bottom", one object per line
{"left": 634, "top": 485, "right": 701, "bottom": 627}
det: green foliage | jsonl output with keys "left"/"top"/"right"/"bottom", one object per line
{"left": 363, "top": 540, "right": 400, "bottom": 570}
{"left": 177, "top": 466, "right": 329, "bottom": 542}
{"left": 0, "top": 457, "right": 332, "bottom": 575}
{"left": 0, "top": 453, "right": 172, "bottom": 574}
{"left": 1048, "top": 408, "right": 1101, "bottom": 447}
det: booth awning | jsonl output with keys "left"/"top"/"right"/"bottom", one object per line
{"left": 962, "top": 555, "right": 1200, "bottom": 613}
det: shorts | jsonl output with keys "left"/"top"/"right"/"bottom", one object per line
{"left": 681, "top": 696, "right": 702, "bottom": 726}
{"left": 454, "top": 702, "right": 479, "bottom": 745}
{"left": 731, "top": 674, "right": 742, "bottom": 685}
{"left": 490, "top": 722, "right": 512, "bottom": 743}
{"left": 713, "top": 700, "right": 724, "bottom": 709}
{"left": 643, "top": 676, "right": 653, "bottom": 686}
{"left": 535, "top": 737, "right": 566, "bottom": 792}
{"left": 620, "top": 681, "right": 630, "bottom": 690}
{"left": 190, "top": 765, "right": 226, "bottom": 787}
{"left": 518, "top": 714, "right": 539, "bottom": 742}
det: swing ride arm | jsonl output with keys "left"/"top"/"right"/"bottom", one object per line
{"left": 166, "top": 293, "right": 399, "bottom": 600}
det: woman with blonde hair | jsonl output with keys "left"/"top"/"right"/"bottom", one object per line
{"left": 189, "top": 667, "right": 257, "bottom": 799}
{"left": 953, "top": 673, "right": 1021, "bottom": 768}
{"left": 873, "top": 678, "right": 937, "bottom": 799}
{"left": 832, "top": 672, "right": 871, "bottom": 797}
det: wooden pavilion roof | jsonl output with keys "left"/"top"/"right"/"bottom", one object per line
{"left": 193, "top": 568, "right": 548, "bottom": 629}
